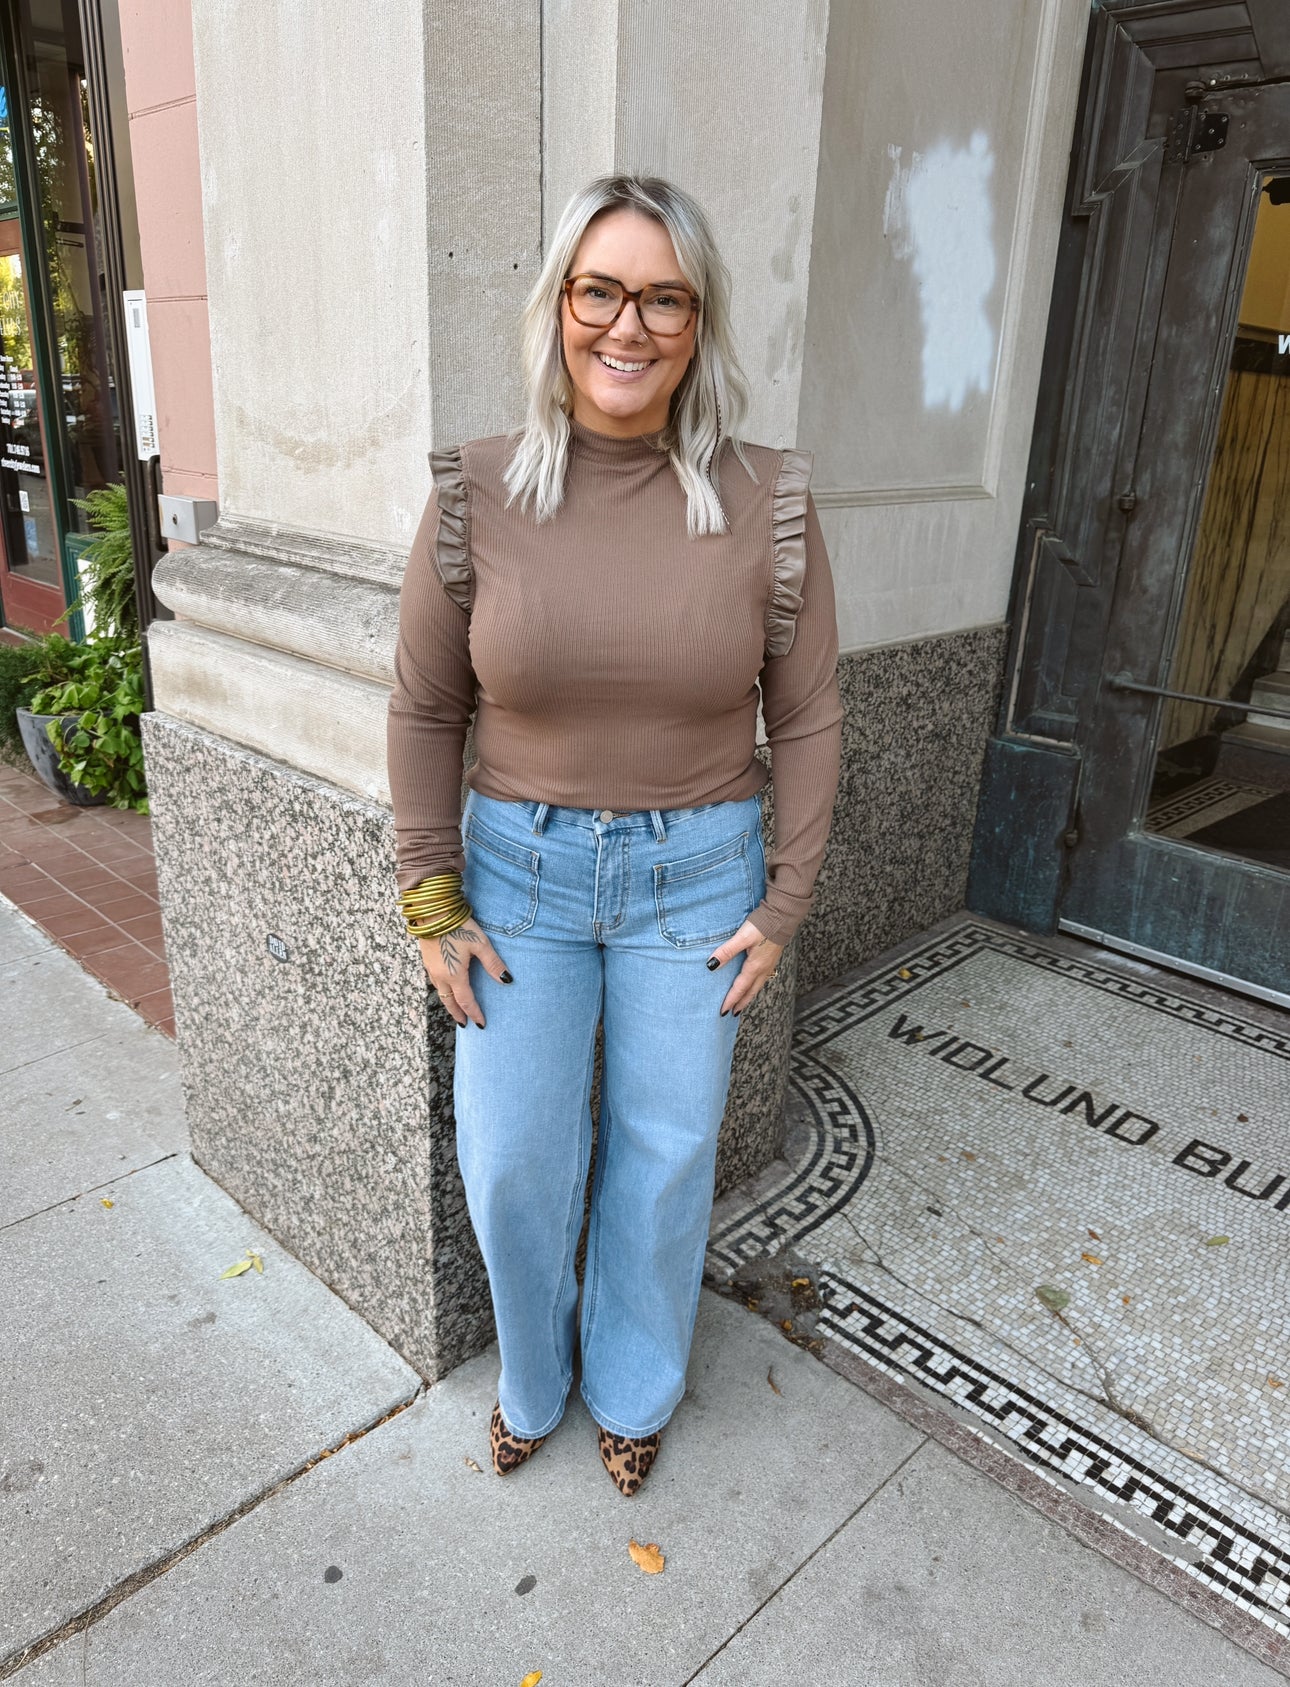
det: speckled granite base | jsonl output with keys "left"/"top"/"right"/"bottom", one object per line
{"left": 141, "top": 714, "right": 490, "bottom": 1383}
{"left": 796, "top": 625, "right": 1008, "bottom": 998}
{"left": 140, "top": 715, "right": 794, "bottom": 1382}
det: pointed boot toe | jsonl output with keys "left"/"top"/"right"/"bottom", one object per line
{"left": 597, "top": 1423, "right": 663, "bottom": 1496}
{"left": 490, "top": 1400, "right": 549, "bottom": 1476}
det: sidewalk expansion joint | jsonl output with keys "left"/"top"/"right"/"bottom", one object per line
{"left": 0, "top": 1153, "right": 182, "bottom": 1236}
{"left": 679, "top": 1437, "right": 929, "bottom": 1685}
{"left": 0, "top": 1031, "right": 115, "bottom": 1086}
{"left": 0, "top": 1385, "right": 427, "bottom": 1682}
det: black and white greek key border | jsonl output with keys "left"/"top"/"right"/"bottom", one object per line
{"left": 819, "top": 1271, "right": 1290, "bottom": 1631}
{"left": 794, "top": 923, "right": 1290, "bottom": 1063}
{"left": 707, "top": 1051, "right": 876, "bottom": 1275}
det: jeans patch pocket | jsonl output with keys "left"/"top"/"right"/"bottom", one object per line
{"left": 463, "top": 815, "right": 539, "bottom": 935}
{"left": 655, "top": 831, "right": 754, "bottom": 948}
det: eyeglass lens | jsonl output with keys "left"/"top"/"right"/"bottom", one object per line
{"left": 568, "top": 277, "right": 694, "bottom": 333}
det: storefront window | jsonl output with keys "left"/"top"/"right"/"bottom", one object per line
{"left": 0, "top": 0, "right": 124, "bottom": 634}
{"left": 1146, "top": 174, "right": 1290, "bottom": 871}
{"left": 0, "top": 79, "right": 59, "bottom": 598}
{"left": 24, "top": 0, "right": 119, "bottom": 511}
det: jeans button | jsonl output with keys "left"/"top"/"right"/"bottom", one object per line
{"left": 598, "top": 809, "right": 614, "bottom": 822}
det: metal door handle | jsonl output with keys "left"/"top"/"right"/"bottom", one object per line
{"left": 1108, "top": 672, "right": 1290, "bottom": 724}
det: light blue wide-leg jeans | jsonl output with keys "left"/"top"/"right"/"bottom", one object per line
{"left": 452, "top": 787, "right": 766, "bottom": 1440}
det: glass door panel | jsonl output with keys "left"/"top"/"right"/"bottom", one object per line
{"left": 1056, "top": 82, "right": 1290, "bottom": 1003}
{"left": 1145, "top": 174, "right": 1290, "bottom": 872}
{"left": 23, "top": 1, "right": 119, "bottom": 507}
{"left": 0, "top": 87, "right": 60, "bottom": 630}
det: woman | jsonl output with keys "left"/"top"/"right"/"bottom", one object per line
{"left": 386, "top": 174, "right": 842, "bottom": 1497}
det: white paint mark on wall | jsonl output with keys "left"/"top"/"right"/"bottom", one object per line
{"left": 881, "top": 143, "right": 917, "bottom": 261}
{"left": 1279, "top": 331, "right": 1290, "bottom": 356}
{"left": 885, "top": 132, "right": 997, "bottom": 413}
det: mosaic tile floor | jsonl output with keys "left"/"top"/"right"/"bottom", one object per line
{"left": 707, "top": 918, "right": 1290, "bottom": 1637}
{"left": 1147, "top": 774, "right": 1277, "bottom": 838}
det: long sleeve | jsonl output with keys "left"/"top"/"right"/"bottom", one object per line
{"left": 747, "top": 489, "right": 843, "bottom": 947}
{"left": 386, "top": 481, "right": 477, "bottom": 889}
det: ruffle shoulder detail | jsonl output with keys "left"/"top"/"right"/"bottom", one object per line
{"left": 427, "top": 446, "right": 472, "bottom": 613}
{"left": 765, "top": 447, "right": 814, "bottom": 658}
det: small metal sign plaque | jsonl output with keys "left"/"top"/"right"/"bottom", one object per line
{"left": 266, "top": 933, "right": 290, "bottom": 963}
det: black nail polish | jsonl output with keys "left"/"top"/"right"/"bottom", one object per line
{"left": 706, "top": 957, "right": 720, "bottom": 970}
{"left": 720, "top": 1007, "right": 728, "bottom": 1016}
{"left": 500, "top": 970, "right": 513, "bottom": 983}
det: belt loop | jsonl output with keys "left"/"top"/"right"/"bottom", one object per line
{"left": 532, "top": 801, "right": 551, "bottom": 835}
{"left": 650, "top": 807, "right": 667, "bottom": 842}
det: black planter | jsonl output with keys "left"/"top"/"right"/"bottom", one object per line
{"left": 16, "top": 707, "right": 108, "bottom": 807}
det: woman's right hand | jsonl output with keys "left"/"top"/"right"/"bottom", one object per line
{"left": 416, "top": 917, "right": 512, "bottom": 1028}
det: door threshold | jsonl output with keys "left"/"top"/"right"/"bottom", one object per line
{"left": 1057, "top": 920, "right": 1290, "bottom": 1010}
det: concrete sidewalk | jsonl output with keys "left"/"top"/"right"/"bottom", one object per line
{"left": 1, "top": 895, "right": 1281, "bottom": 1686}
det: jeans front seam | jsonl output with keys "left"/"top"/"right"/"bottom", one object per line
{"left": 549, "top": 1015, "right": 599, "bottom": 1376}
{"left": 580, "top": 1087, "right": 614, "bottom": 1355}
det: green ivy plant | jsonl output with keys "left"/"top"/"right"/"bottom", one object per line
{"left": 0, "top": 630, "right": 88, "bottom": 760}
{"left": 28, "top": 639, "right": 148, "bottom": 812}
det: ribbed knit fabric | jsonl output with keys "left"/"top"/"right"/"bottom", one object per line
{"left": 386, "top": 417, "right": 843, "bottom": 948}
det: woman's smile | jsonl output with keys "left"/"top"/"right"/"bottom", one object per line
{"left": 595, "top": 351, "right": 655, "bottom": 376}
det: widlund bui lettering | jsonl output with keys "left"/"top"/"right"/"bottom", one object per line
{"left": 886, "top": 1015, "right": 1289, "bottom": 1211}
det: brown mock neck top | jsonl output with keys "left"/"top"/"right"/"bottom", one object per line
{"left": 386, "top": 417, "right": 843, "bottom": 948}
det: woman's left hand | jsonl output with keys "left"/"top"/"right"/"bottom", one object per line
{"left": 707, "top": 921, "right": 785, "bottom": 1016}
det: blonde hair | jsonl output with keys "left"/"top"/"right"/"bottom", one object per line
{"left": 503, "top": 174, "right": 755, "bottom": 537}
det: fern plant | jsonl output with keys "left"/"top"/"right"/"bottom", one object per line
{"left": 62, "top": 482, "right": 137, "bottom": 642}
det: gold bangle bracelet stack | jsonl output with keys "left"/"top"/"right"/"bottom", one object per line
{"left": 399, "top": 871, "right": 474, "bottom": 939}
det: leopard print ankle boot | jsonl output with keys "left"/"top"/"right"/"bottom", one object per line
{"left": 597, "top": 1423, "right": 663, "bottom": 1496}
{"left": 490, "top": 1400, "right": 549, "bottom": 1476}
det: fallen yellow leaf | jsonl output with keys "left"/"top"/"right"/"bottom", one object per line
{"left": 1270, "top": 1377, "right": 1284, "bottom": 1390}
{"left": 100, "top": 1197, "right": 114, "bottom": 1209}
{"left": 1087, "top": 1228, "right": 1100, "bottom": 1241}
{"left": 1081, "top": 1253, "right": 1102, "bottom": 1265}
{"left": 520, "top": 1673, "right": 543, "bottom": 1687}
{"left": 250, "top": 1251, "right": 264, "bottom": 1274}
{"left": 628, "top": 1539, "right": 665, "bottom": 1575}
{"left": 790, "top": 1277, "right": 811, "bottom": 1289}
{"left": 219, "top": 1257, "right": 254, "bottom": 1279}
{"left": 898, "top": 968, "right": 912, "bottom": 980}
{"left": 780, "top": 1319, "right": 794, "bottom": 1332}
{"left": 464, "top": 1456, "right": 483, "bottom": 1473}
{"left": 1122, "top": 1294, "right": 1131, "bottom": 1305}
{"left": 961, "top": 1151, "right": 976, "bottom": 1162}
{"left": 1204, "top": 1236, "right": 1230, "bottom": 1248}
{"left": 767, "top": 1367, "right": 782, "bottom": 1396}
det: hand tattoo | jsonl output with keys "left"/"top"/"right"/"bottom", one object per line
{"left": 438, "top": 921, "right": 481, "bottom": 973}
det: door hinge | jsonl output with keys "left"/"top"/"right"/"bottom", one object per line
{"left": 1166, "top": 105, "right": 1229, "bottom": 165}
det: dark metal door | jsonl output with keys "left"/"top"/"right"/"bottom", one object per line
{"left": 1058, "top": 82, "right": 1290, "bottom": 998}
